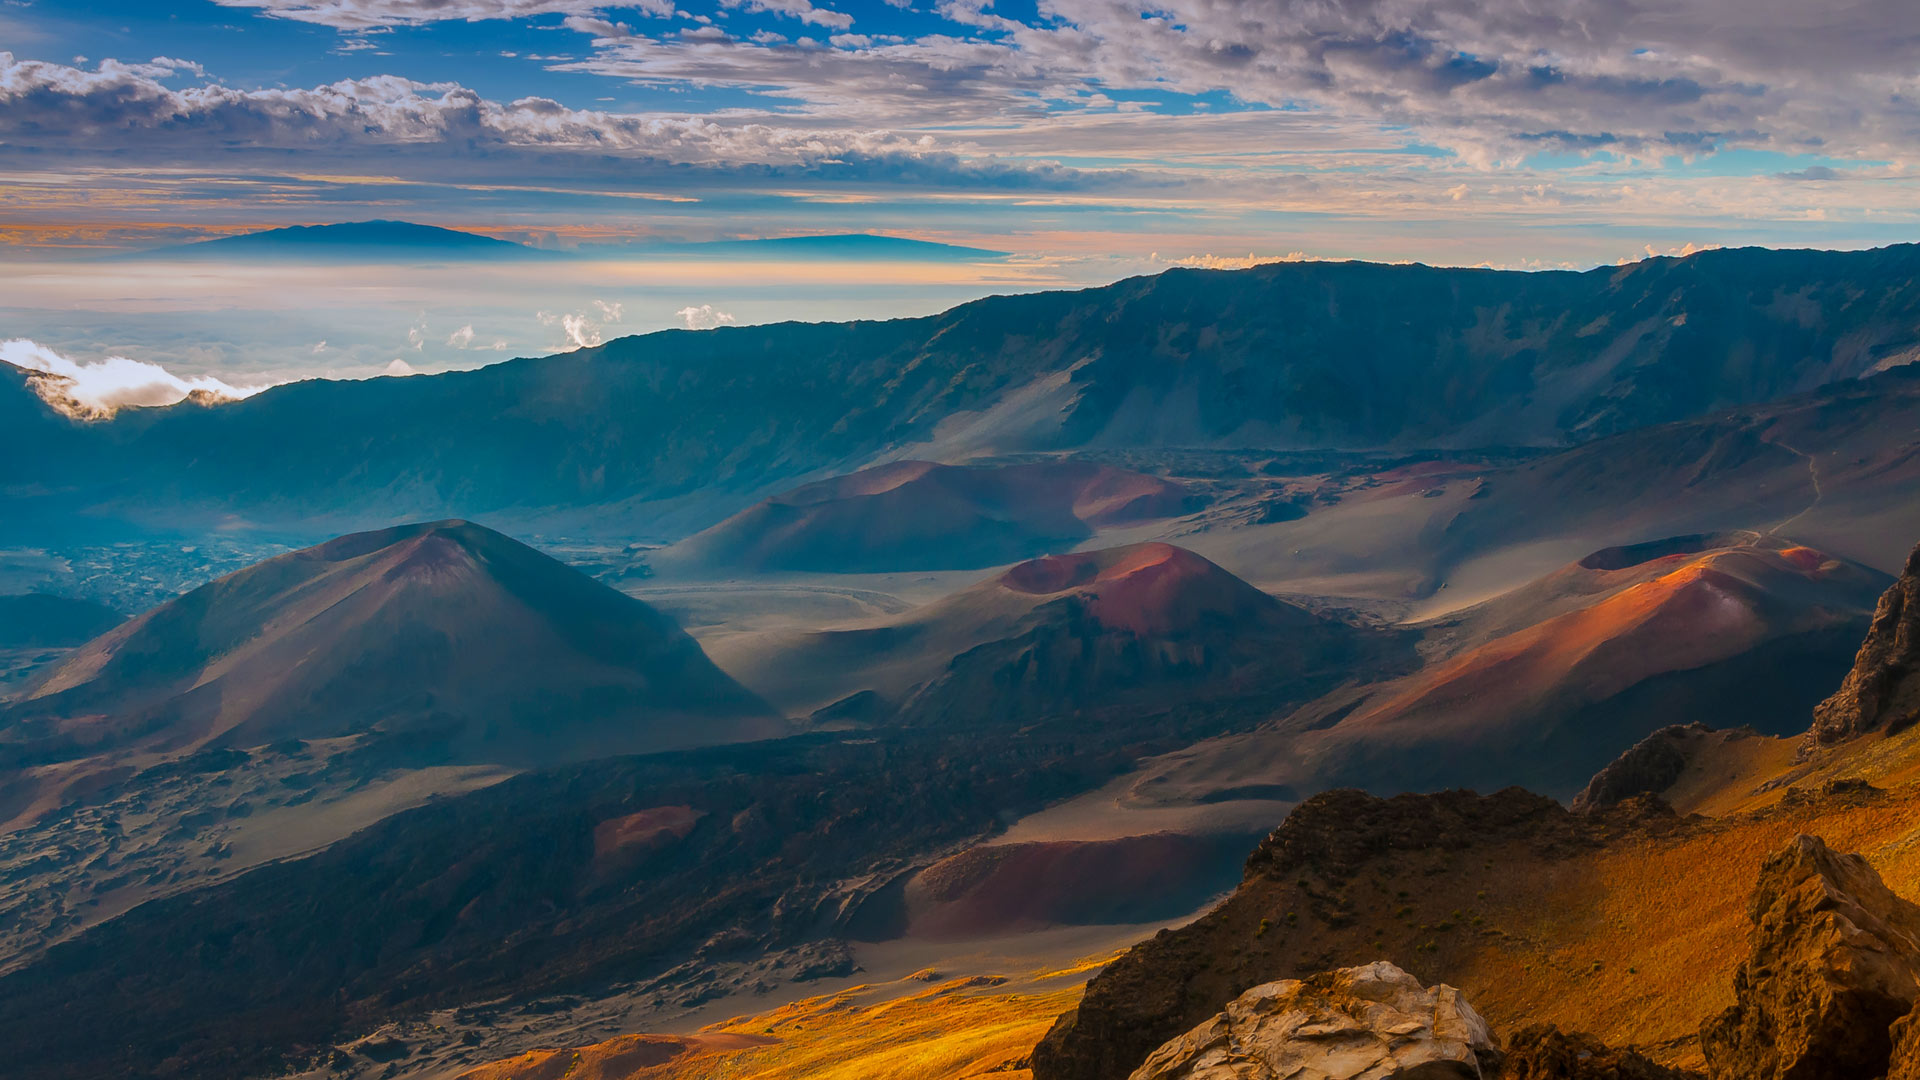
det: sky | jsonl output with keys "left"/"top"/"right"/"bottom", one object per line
{"left": 4, "top": 0, "right": 1918, "bottom": 262}
{"left": 2, "top": 1, "right": 1918, "bottom": 394}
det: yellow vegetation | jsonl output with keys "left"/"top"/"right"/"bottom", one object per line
{"left": 457, "top": 966, "right": 1094, "bottom": 1080}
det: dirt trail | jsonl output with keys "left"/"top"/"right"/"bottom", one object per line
{"left": 1765, "top": 439, "right": 1824, "bottom": 536}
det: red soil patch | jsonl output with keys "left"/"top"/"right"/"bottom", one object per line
{"left": 998, "top": 543, "right": 1274, "bottom": 636}
{"left": 905, "top": 832, "right": 1240, "bottom": 939}
{"left": 1778, "top": 545, "right": 1829, "bottom": 572}
{"left": 592, "top": 805, "right": 705, "bottom": 861}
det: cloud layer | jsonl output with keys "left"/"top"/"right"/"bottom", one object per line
{"left": 2, "top": 339, "right": 269, "bottom": 419}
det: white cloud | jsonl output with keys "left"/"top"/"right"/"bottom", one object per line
{"left": 538, "top": 300, "right": 624, "bottom": 348}
{"left": 722, "top": 0, "right": 852, "bottom": 30}
{"left": 209, "top": 0, "right": 613, "bottom": 30}
{"left": 676, "top": 303, "right": 737, "bottom": 329}
{"left": 1, "top": 338, "right": 269, "bottom": 420}
{"left": 445, "top": 324, "right": 475, "bottom": 348}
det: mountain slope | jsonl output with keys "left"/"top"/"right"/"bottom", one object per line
{"left": 712, "top": 542, "right": 1404, "bottom": 727}
{"left": 4, "top": 520, "right": 777, "bottom": 773}
{"left": 16, "top": 245, "right": 1920, "bottom": 534}
{"left": 1132, "top": 535, "right": 1887, "bottom": 803}
{"left": 0, "top": 732, "right": 1127, "bottom": 1080}
{"left": 670, "top": 459, "right": 1195, "bottom": 573}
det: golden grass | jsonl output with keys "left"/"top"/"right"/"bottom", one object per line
{"left": 458, "top": 967, "right": 1095, "bottom": 1080}
{"left": 1451, "top": 741, "right": 1920, "bottom": 1067}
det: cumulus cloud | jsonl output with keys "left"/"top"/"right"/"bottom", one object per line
{"left": 1, "top": 339, "right": 269, "bottom": 420}
{"left": 0, "top": 52, "right": 1092, "bottom": 190}
{"left": 538, "top": 301, "right": 624, "bottom": 349}
{"left": 210, "top": 0, "right": 608, "bottom": 30}
{"left": 675, "top": 304, "right": 737, "bottom": 329}
{"left": 722, "top": 0, "right": 852, "bottom": 30}
{"left": 550, "top": 0, "right": 1920, "bottom": 162}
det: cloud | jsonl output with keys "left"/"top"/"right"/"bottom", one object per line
{"left": 209, "top": 0, "right": 611, "bottom": 30}
{"left": 0, "top": 53, "right": 1094, "bottom": 191}
{"left": 675, "top": 303, "right": 737, "bottom": 329}
{"left": 721, "top": 0, "right": 851, "bottom": 30}
{"left": 538, "top": 301, "right": 623, "bottom": 348}
{"left": 1, "top": 338, "right": 268, "bottom": 420}
{"left": 444, "top": 324, "right": 509, "bottom": 350}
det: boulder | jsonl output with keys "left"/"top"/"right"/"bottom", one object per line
{"left": 1128, "top": 960, "right": 1501, "bottom": 1080}
{"left": 1700, "top": 834, "right": 1920, "bottom": 1080}
{"left": 1807, "top": 540, "right": 1920, "bottom": 748}
{"left": 1498, "top": 1025, "right": 1699, "bottom": 1079}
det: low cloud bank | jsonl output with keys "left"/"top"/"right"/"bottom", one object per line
{"left": 1, "top": 339, "right": 269, "bottom": 420}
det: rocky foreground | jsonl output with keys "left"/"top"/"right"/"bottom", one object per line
{"left": 1122, "top": 831, "right": 1920, "bottom": 1080}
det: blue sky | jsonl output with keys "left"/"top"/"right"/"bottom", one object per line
{"left": 2, "top": 0, "right": 1917, "bottom": 266}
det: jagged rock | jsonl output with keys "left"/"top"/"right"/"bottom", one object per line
{"left": 1571, "top": 723, "right": 1713, "bottom": 812}
{"left": 1127, "top": 961, "right": 1501, "bottom": 1080}
{"left": 1700, "top": 834, "right": 1920, "bottom": 1080}
{"left": 1499, "top": 1025, "right": 1700, "bottom": 1079}
{"left": 1030, "top": 788, "right": 1683, "bottom": 1080}
{"left": 1894, "top": 1006, "right": 1920, "bottom": 1080}
{"left": 1807, "top": 540, "right": 1920, "bottom": 749}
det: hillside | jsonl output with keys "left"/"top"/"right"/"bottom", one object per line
{"left": 1129, "top": 535, "right": 1886, "bottom": 804}
{"left": 0, "top": 731, "right": 1131, "bottom": 1080}
{"left": 710, "top": 542, "right": 1405, "bottom": 727}
{"left": 12, "top": 245, "right": 1920, "bottom": 535}
{"left": 0, "top": 521, "right": 778, "bottom": 824}
{"left": 669, "top": 459, "right": 1195, "bottom": 573}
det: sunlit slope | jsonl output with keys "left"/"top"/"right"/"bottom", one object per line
{"left": 456, "top": 966, "right": 1099, "bottom": 1080}
{"left": 1133, "top": 537, "right": 1884, "bottom": 803}
{"left": 669, "top": 459, "right": 1194, "bottom": 573}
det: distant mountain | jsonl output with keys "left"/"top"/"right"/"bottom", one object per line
{"left": 669, "top": 459, "right": 1197, "bottom": 573}
{"left": 12, "top": 245, "right": 1920, "bottom": 538}
{"left": 5, "top": 520, "right": 778, "bottom": 777}
{"left": 639, "top": 233, "right": 1009, "bottom": 261}
{"left": 130, "top": 220, "right": 556, "bottom": 261}
{"left": 716, "top": 542, "right": 1406, "bottom": 727}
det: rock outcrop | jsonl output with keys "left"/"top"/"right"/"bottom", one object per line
{"left": 1807, "top": 540, "right": 1920, "bottom": 748}
{"left": 1499, "top": 1025, "right": 1700, "bottom": 1079}
{"left": 1894, "top": 1007, "right": 1920, "bottom": 1080}
{"left": 1571, "top": 723, "right": 1712, "bottom": 812}
{"left": 1700, "top": 834, "right": 1920, "bottom": 1080}
{"left": 1128, "top": 961, "right": 1500, "bottom": 1080}
{"left": 1030, "top": 788, "right": 1683, "bottom": 1080}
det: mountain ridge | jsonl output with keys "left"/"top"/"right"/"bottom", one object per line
{"left": 12, "top": 244, "right": 1920, "bottom": 539}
